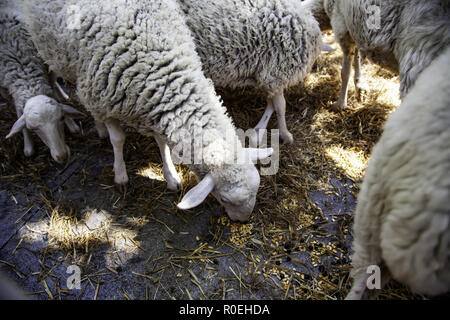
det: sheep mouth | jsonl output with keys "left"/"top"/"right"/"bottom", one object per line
{"left": 225, "top": 211, "right": 251, "bottom": 223}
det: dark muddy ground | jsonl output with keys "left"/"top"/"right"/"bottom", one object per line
{"left": 0, "top": 117, "right": 357, "bottom": 300}
{"left": 0, "top": 33, "right": 431, "bottom": 299}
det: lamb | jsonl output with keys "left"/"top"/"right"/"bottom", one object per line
{"left": 346, "top": 46, "right": 450, "bottom": 300}
{"left": 177, "top": 0, "right": 327, "bottom": 144}
{"left": 303, "top": 0, "right": 450, "bottom": 110}
{"left": 22, "top": 0, "right": 273, "bottom": 222}
{"left": 0, "top": 0, "right": 85, "bottom": 163}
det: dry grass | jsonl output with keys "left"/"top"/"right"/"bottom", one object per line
{"left": 0, "top": 30, "right": 427, "bottom": 300}
{"left": 215, "top": 30, "right": 412, "bottom": 299}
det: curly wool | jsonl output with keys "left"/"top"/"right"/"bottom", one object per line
{"left": 0, "top": 0, "right": 53, "bottom": 112}
{"left": 305, "top": 0, "right": 450, "bottom": 98}
{"left": 349, "top": 46, "right": 450, "bottom": 297}
{"left": 178, "top": 0, "right": 323, "bottom": 95}
{"left": 22, "top": 0, "right": 246, "bottom": 174}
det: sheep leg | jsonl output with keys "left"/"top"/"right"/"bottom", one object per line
{"left": 95, "top": 120, "right": 108, "bottom": 139}
{"left": 365, "top": 264, "right": 391, "bottom": 300}
{"left": 272, "top": 91, "right": 294, "bottom": 144}
{"left": 353, "top": 50, "right": 369, "bottom": 102}
{"left": 249, "top": 100, "right": 274, "bottom": 146}
{"left": 346, "top": 262, "right": 390, "bottom": 300}
{"left": 104, "top": 118, "right": 128, "bottom": 185}
{"left": 346, "top": 249, "right": 375, "bottom": 300}
{"left": 22, "top": 128, "right": 35, "bottom": 157}
{"left": 332, "top": 47, "right": 355, "bottom": 111}
{"left": 154, "top": 134, "right": 182, "bottom": 191}
{"left": 345, "top": 271, "right": 370, "bottom": 300}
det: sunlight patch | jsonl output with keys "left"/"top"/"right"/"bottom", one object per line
{"left": 19, "top": 207, "right": 141, "bottom": 268}
{"left": 325, "top": 145, "right": 367, "bottom": 180}
{"left": 137, "top": 164, "right": 165, "bottom": 181}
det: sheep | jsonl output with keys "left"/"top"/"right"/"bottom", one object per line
{"left": 177, "top": 0, "right": 328, "bottom": 145}
{"left": 346, "top": 46, "right": 450, "bottom": 300}
{"left": 22, "top": 0, "right": 273, "bottom": 222}
{"left": 303, "top": 0, "right": 450, "bottom": 110}
{"left": 0, "top": 0, "right": 85, "bottom": 163}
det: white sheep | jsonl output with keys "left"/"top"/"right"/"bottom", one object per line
{"left": 22, "top": 0, "right": 273, "bottom": 222}
{"left": 303, "top": 0, "right": 450, "bottom": 110}
{"left": 178, "top": 0, "right": 329, "bottom": 144}
{"left": 0, "top": 0, "right": 85, "bottom": 163}
{"left": 346, "top": 46, "right": 450, "bottom": 299}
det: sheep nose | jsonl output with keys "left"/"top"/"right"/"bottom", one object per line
{"left": 54, "top": 153, "right": 67, "bottom": 164}
{"left": 53, "top": 146, "right": 70, "bottom": 164}
{"left": 227, "top": 211, "right": 251, "bottom": 223}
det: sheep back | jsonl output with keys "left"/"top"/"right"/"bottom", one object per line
{"left": 23, "top": 0, "right": 235, "bottom": 147}
{"left": 179, "top": 0, "right": 323, "bottom": 94}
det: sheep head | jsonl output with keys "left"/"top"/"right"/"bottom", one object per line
{"left": 6, "top": 95, "right": 85, "bottom": 163}
{"left": 177, "top": 147, "right": 273, "bottom": 222}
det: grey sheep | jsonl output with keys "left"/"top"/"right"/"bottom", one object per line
{"left": 22, "top": 0, "right": 273, "bottom": 222}
{"left": 0, "top": 0, "right": 85, "bottom": 163}
{"left": 346, "top": 46, "right": 450, "bottom": 299}
{"left": 178, "top": 0, "right": 327, "bottom": 144}
{"left": 303, "top": 0, "right": 450, "bottom": 110}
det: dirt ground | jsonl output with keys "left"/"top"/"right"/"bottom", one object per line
{"left": 0, "top": 31, "right": 435, "bottom": 300}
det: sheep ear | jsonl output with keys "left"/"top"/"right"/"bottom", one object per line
{"left": 322, "top": 43, "right": 335, "bottom": 52}
{"left": 64, "top": 117, "right": 81, "bottom": 134}
{"left": 177, "top": 173, "right": 215, "bottom": 210}
{"left": 61, "top": 104, "right": 86, "bottom": 119}
{"left": 6, "top": 115, "right": 26, "bottom": 139}
{"left": 245, "top": 148, "right": 274, "bottom": 161}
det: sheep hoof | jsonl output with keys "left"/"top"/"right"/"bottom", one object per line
{"left": 114, "top": 171, "right": 129, "bottom": 185}
{"left": 23, "top": 145, "right": 35, "bottom": 157}
{"left": 164, "top": 170, "right": 181, "bottom": 192}
{"left": 115, "top": 183, "right": 127, "bottom": 195}
{"left": 281, "top": 132, "right": 294, "bottom": 144}
{"left": 331, "top": 101, "right": 347, "bottom": 112}
{"left": 167, "top": 179, "right": 181, "bottom": 192}
{"left": 356, "top": 83, "right": 369, "bottom": 102}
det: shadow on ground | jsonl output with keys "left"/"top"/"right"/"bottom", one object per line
{"left": 0, "top": 31, "right": 429, "bottom": 300}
